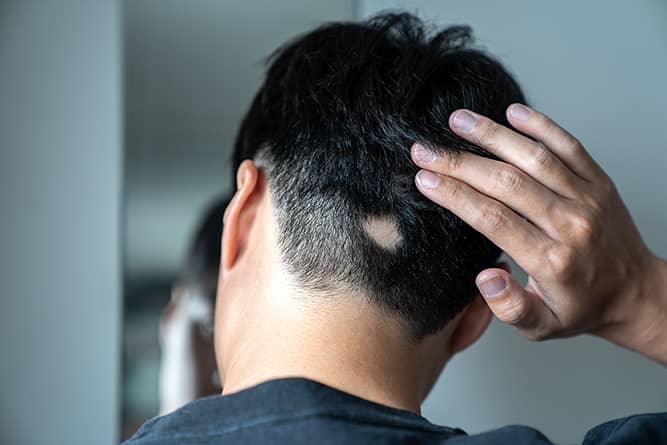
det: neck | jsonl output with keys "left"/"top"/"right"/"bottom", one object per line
{"left": 218, "top": 290, "right": 452, "bottom": 414}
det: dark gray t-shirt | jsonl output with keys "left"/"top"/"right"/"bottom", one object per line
{"left": 124, "top": 378, "right": 666, "bottom": 444}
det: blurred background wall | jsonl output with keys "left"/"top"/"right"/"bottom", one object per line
{"left": 358, "top": 1, "right": 667, "bottom": 443}
{"left": 0, "top": 2, "right": 122, "bottom": 444}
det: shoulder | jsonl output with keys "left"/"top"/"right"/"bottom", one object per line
{"left": 449, "top": 425, "right": 554, "bottom": 444}
{"left": 457, "top": 413, "right": 667, "bottom": 445}
{"left": 582, "top": 412, "right": 667, "bottom": 445}
{"left": 122, "top": 396, "right": 225, "bottom": 445}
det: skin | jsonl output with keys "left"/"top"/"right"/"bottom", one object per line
{"left": 213, "top": 160, "right": 499, "bottom": 413}
{"left": 411, "top": 103, "right": 667, "bottom": 366}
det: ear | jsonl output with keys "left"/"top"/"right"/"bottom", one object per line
{"left": 221, "top": 160, "right": 260, "bottom": 273}
{"left": 448, "top": 262, "right": 510, "bottom": 354}
{"left": 448, "top": 295, "right": 492, "bottom": 355}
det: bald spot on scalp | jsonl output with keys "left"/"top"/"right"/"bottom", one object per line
{"left": 361, "top": 215, "right": 402, "bottom": 251}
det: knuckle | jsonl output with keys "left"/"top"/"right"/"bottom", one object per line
{"left": 564, "top": 134, "right": 584, "bottom": 152}
{"left": 546, "top": 245, "right": 577, "bottom": 279}
{"left": 497, "top": 297, "right": 529, "bottom": 326}
{"left": 493, "top": 167, "right": 523, "bottom": 194}
{"left": 597, "top": 175, "right": 616, "bottom": 198}
{"left": 474, "top": 119, "right": 500, "bottom": 146}
{"left": 446, "top": 179, "right": 464, "bottom": 202}
{"left": 576, "top": 218, "right": 599, "bottom": 244}
{"left": 568, "top": 209, "right": 601, "bottom": 244}
{"left": 480, "top": 203, "right": 510, "bottom": 234}
{"left": 530, "top": 144, "right": 554, "bottom": 171}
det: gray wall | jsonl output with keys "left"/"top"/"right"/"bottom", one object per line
{"left": 0, "top": 2, "right": 122, "bottom": 444}
{"left": 359, "top": 1, "right": 667, "bottom": 443}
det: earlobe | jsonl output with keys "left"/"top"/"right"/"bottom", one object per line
{"left": 221, "top": 160, "right": 260, "bottom": 272}
{"left": 448, "top": 261, "right": 508, "bottom": 353}
{"left": 448, "top": 294, "right": 493, "bottom": 355}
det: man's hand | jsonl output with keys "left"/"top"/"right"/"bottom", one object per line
{"left": 411, "top": 104, "right": 667, "bottom": 365}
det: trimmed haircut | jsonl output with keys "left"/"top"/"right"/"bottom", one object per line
{"left": 232, "top": 13, "right": 526, "bottom": 337}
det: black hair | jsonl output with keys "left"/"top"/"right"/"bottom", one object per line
{"left": 232, "top": 13, "right": 525, "bottom": 337}
{"left": 181, "top": 195, "right": 232, "bottom": 302}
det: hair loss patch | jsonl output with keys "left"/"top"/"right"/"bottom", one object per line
{"left": 361, "top": 215, "right": 402, "bottom": 250}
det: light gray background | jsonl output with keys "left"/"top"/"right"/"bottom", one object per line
{"left": 360, "top": 1, "right": 667, "bottom": 443}
{"left": 0, "top": 2, "right": 122, "bottom": 444}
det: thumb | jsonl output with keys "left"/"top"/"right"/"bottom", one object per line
{"left": 475, "top": 268, "right": 556, "bottom": 339}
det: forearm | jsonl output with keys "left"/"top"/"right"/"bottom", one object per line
{"left": 597, "top": 256, "right": 667, "bottom": 366}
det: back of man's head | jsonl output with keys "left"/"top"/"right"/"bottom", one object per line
{"left": 233, "top": 13, "right": 525, "bottom": 338}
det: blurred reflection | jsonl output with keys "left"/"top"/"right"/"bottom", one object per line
{"left": 158, "top": 197, "right": 230, "bottom": 414}
{"left": 122, "top": 196, "right": 229, "bottom": 438}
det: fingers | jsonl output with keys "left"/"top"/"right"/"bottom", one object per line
{"left": 475, "top": 268, "right": 558, "bottom": 339}
{"left": 504, "top": 104, "right": 606, "bottom": 182}
{"left": 448, "top": 108, "right": 586, "bottom": 198}
{"left": 412, "top": 145, "right": 568, "bottom": 237}
{"left": 415, "top": 170, "right": 552, "bottom": 273}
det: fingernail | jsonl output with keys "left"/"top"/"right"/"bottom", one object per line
{"left": 451, "top": 110, "right": 477, "bottom": 133}
{"left": 411, "top": 143, "right": 436, "bottom": 163}
{"left": 416, "top": 170, "right": 440, "bottom": 190}
{"left": 477, "top": 274, "right": 507, "bottom": 298}
{"left": 508, "top": 103, "right": 532, "bottom": 121}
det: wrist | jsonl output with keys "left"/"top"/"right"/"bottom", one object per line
{"left": 595, "top": 254, "right": 667, "bottom": 365}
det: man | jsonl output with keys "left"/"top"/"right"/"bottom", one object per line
{"left": 125, "top": 13, "right": 667, "bottom": 444}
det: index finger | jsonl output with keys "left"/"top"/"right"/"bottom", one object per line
{"left": 503, "top": 104, "right": 606, "bottom": 182}
{"left": 415, "top": 169, "right": 552, "bottom": 273}
{"left": 448, "top": 109, "right": 584, "bottom": 198}
{"left": 449, "top": 105, "right": 604, "bottom": 184}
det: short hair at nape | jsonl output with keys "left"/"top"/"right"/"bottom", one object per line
{"left": 232, "top": 13, "right": 526, "bottom": 337}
